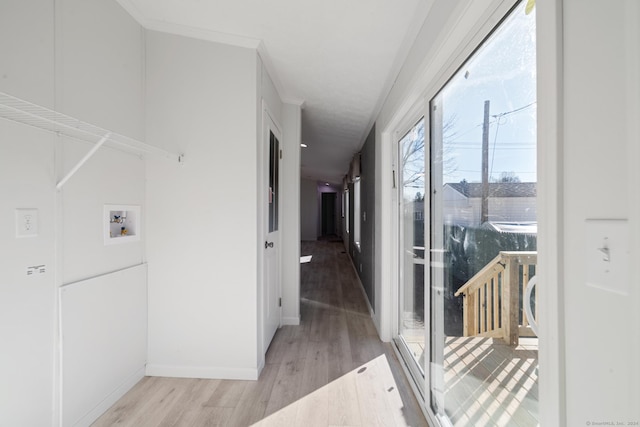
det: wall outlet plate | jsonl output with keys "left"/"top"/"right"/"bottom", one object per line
{"left": 15, "top": 208, "right": 38, "bottom": 238}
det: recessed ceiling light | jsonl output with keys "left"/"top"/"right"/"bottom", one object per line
{"left": 300, "top": 143, "right": 308, "bottom": 148}
{"left": 325, "top": 183, "right": 330, "bottom": 186}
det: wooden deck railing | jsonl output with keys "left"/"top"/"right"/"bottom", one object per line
{"left": 454, "top": 251, "right": 537, "bottom": 346}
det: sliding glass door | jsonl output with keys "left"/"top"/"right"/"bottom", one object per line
{"left": 396, "top": 117, "right": 427, "bottom": 395}
{"left": 394, "top": 2, "right": 539, "bottom": 426}
{"left": 429, "top": 2, "right": 538, "bottom": 425}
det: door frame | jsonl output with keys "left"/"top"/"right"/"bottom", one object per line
{"left": 321, "top": 191, "right": 337, "bottom": 236}
{"left": 392, "top": 104, "right": 431, "bottom": 399}
{"left": 260, "top": 101, "right": 283, "bottom": 361}
{"left": 380, "top": 2, "right": 553, "bottom": 425}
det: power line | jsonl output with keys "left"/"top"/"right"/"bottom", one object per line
{"left": 454, "top": 169, "right": 537, "bottom": 174}
{"left": 492, "top": 101, "right": 536, "bottom": 118}
{"left": 447, "top": 141, "right": 535, "bottom": 146}
{"left": 445, "top": 101, "right": 536, "bottom": 141}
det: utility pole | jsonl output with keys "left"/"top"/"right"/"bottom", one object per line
{"left": 481, "top": 100, "right": 490, "bottom": 224}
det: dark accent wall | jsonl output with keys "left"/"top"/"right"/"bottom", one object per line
{"left": 349, "top": 125, "right": 376, "bottom": 309}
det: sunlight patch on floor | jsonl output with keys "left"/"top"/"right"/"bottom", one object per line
{"left": 252, "top": 354, "right": 412, "bottom": 427}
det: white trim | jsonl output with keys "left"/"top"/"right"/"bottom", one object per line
{"left": 114, "top": 0, "right": 262, "bottom": 50}
{"left": 391, "top": 342, "right": 438, "bottom": 427}
{"left": 380, "top": 0, "right": 539, "bottom": 424}
{"left": 257, "top": 43, "right": 305, "bottom": 108}
{"left": 263, "top": 101, "right": 284, "bottom": 136}
{"left": 115, "top": 1, "right": 306, "bottom": 110}
{"left": 626, "top": 1, "right": 640, "bottom": 419}
{"left": 145, "top": 364, "right": 259, "bottom": 381}
{"left": 392, "top": 110, "right": 430, "bottom": 399}
{"left": 347, "top": 252, "right": 375, "bottom": 320}
{"left": 71, "top": 367, "right": 144, "bottom": 427}
{"left": 536, "top": 1, "right": 565, "bottom": 425}
{"left": 257, "top": 356, "right": 265, "bottom": 379}
{"left": 103, "top": 204, "right": 141, "bottom": 245}
{"left": 281, "top": 316, "right": 301, "bottom": 326}
{"left": 282, "top": 98, "right": 306, "bottom": 109}
{"left": 378, "top": 131, "right": 395, "bottom": 343}
{"left": 143, "top": 19, "right": 260, "bottom": 49}
{"left": 260, "top": 100, "right": 284, "bottom": 361}
{"left": 114, "top": 0, "right": 150, "bottom": 29}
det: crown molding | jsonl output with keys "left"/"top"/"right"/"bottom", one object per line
{"left": 282, "top": 98, "right": 306, "bottom": 108}
{"left": 116, "top": 1, "right": 304, "bottom": 106}
{"left": 145, "top": 19, "right": 261, "bottom": 49}
{"left": 116, "top": 0, "right": 261, "bottom": 49}
{"left": 115, "top": 0, "right": 149, "bottom": 27}
{"left": 256, "top": 41, "right": 305, "bottom": 108}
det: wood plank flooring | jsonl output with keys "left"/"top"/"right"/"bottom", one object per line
{"left": 92, "top": 240, "right": 429, "bottom": 427}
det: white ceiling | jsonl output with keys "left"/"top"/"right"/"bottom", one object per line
{"left": 116, "top": 0, "right": 432, "bottom": 184}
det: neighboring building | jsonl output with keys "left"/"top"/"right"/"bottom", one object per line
{"left": 443, "top": 182, "right": 537, "bottom": 228}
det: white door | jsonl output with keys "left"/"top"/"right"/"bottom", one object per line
{"left": 263, "top": 112, "right": 281, "bottom": 352}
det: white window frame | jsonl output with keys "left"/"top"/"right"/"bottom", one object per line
{"left": 345, "top": 189, "right": 350, "bottom": 234}
{"left": 378, "top": 1, "right": 562, "bottom": 425}
{"left": 353, "top": 178, "right": 361, "bottom": 250}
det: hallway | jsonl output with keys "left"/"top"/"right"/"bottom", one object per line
{"left": 92, "top": 240, "right": 428, "bottom": 426}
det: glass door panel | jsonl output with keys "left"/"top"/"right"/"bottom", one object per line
{"left": 429, "top": 2, "right": 538, "bottom": 425}
{"left": 397, "top": 117, "right": 426, "bottom": 392}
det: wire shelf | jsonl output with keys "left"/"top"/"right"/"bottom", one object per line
{"left": 0, "top": 91, "right": 179, "bottom": 161}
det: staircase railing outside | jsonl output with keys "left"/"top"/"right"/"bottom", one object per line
{"left": 454, "top": 251, "right": 537, "bottom": 346}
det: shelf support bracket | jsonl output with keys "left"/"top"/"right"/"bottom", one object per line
{"left": 56, "top": 132, "right": 111, "bottom": 190}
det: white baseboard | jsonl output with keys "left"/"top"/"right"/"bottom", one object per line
{"left": 346, "top": 252, "right": 375, "bottom": 317}
{"left": 72, "top": 367, "right": 145, "bottom": 427}
{"left": 281, "top": 316, "right": 300, "bottom": 326}
{"left": 145, "top": 364, "right": 259, "bottom": 380}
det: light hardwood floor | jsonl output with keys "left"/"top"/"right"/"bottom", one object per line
{"left": 92, "top": 240, "right": 429, "bottom": 427}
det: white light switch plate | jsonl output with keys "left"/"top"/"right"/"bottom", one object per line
{"left": 15, "top": 208, "right": 38, "bottom": 238}
{"left": 585, "top": 219, "right": 629, "bottom": 296}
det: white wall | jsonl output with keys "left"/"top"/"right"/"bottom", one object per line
{"left": 145, "top": 30, "right": 261, "bottom": 379}
{"left": 61, "top": 140, "right": 145, "bottom": 284}
{"left": 56, "top": 0, "right": 144, "bottom": 141}
{"left": 57, "top": 0, "right": 146, "bottom": 285}
{"left": 300, "top": 178, "right": 318, "bottom": 240}
{"left": 61, "top": 265, "right": 147, "bottom": 427}
{"left": 0, "top": 2, "right": 56, "bottom": 425}
{"left": 57, "top": 3, "right": 147, "bottom": 426}
{"left": 3, "top": 0, "right": 300, "bottom": 424}
{"left": 1, "top": 1, "right": 147, "bottom": 425}
{"left": 561, "top": 0, "right": 640, "bottom": 423}
{"left": 0, "top": 123, "right": 57, "bottom": 427}
{"left": 0, "top": 0, "right": 54, "bottom": 106}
